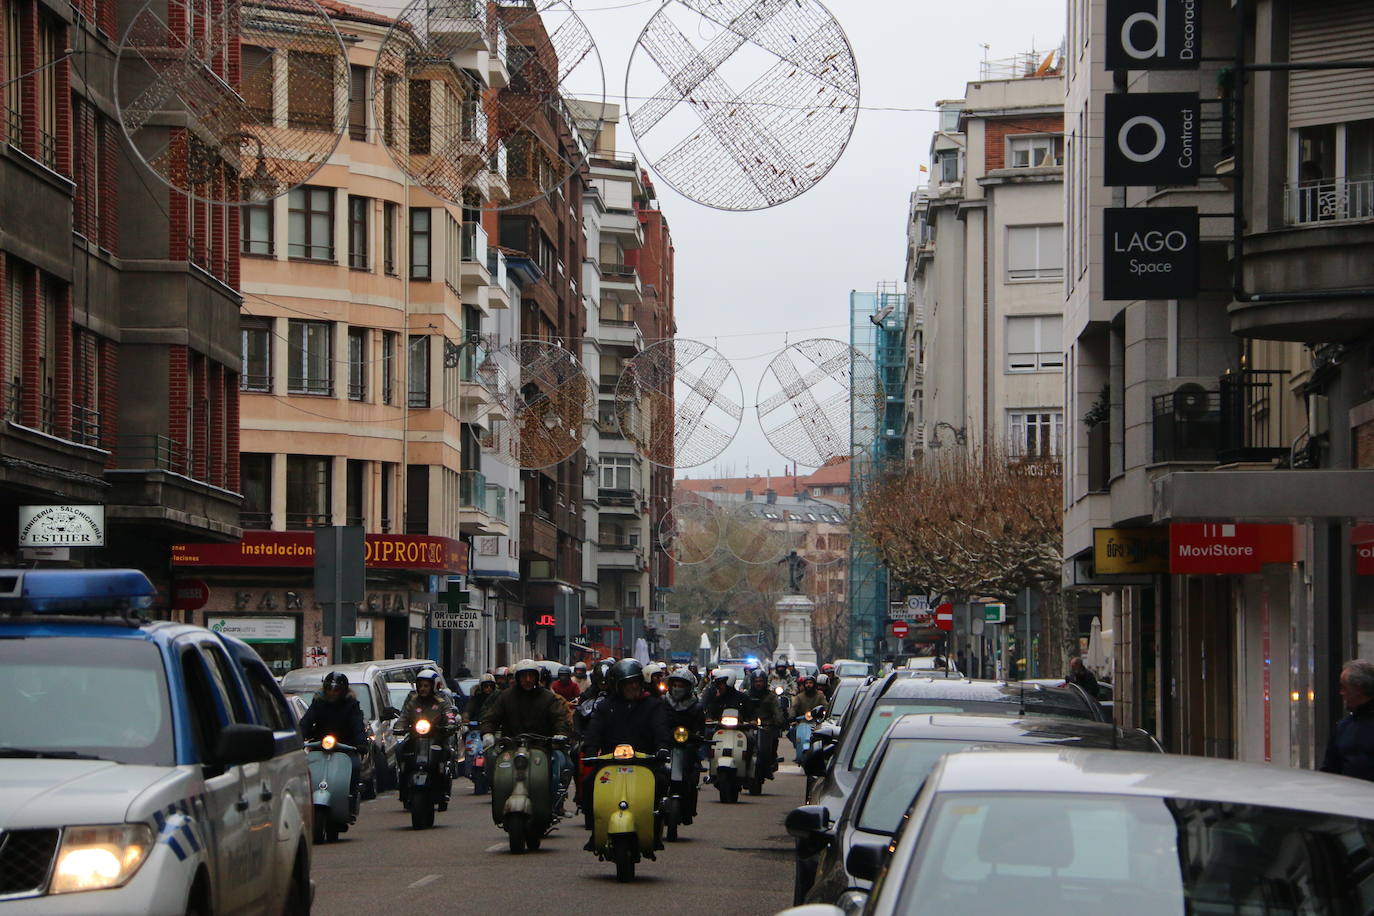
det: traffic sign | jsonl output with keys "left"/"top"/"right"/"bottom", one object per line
{"left": 170, "top": 578, "right": 210, "bottom": 611}
{"left": 890, "top": 620, "right": 910, "bottom": 639}
{"left": 934, "top": 602, "right": 954, "bottom": 632}
{"left": 984, "top": 603, "right": 1007, "bottom": 624}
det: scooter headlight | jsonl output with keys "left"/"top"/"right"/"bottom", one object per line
{"left": 773, "top": 685, "right": 784, "bottom": 695}
{"left": 613, "top": 744, "right": 635, "bottom": 759}
{"left": 321, "top": 734, "right": 337, "bottom": 750}
{"left": 673, "top": 726, "right": 689, "bottom": 744}
{"left": 721, "top": 715, "right": 739, "bottom": 728}
{"left": 414, "top": 719, "right": 432, "bottom": 736}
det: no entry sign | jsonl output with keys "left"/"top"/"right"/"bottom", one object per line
{"left": 890, "top": 620, "right": 910, "bottom": 639}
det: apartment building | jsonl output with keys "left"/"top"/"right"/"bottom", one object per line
{"left": 168, "top": 0, "right": 514, "bottom": 673}
{"left": 1062, "top": 0, "right": 1374, "bottom": 766}
{"left": 1, "top": 0, "right": 242, "bottom": 588}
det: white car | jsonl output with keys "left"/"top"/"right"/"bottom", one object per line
{"left": 0, "top": 569, "right": 312, "bottom": 914}
{"left": 784, "top": 747, "right": 1374, "bottom": 915}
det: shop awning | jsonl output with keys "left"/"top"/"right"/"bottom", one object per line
{"left": 1154, "top": 470, "right": 1374, "bottom": 522}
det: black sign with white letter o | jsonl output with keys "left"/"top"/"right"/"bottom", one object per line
{"left": 1105, "top": 0, "right": 1201, "bottom": 70}
{"left": 1104, "top": 92, "right": 1200, "bottom": 186}
{"left": 1103, "top": 207, "right": 1199, "bottom": 300}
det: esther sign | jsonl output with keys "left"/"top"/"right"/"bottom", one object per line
{"left": 19, "top": 505, "right": 105, "bottom": 547}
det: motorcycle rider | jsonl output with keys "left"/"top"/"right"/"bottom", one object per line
{"left": 664, "top": 667, "right": 706, "bottom": 824}
{"left": 467, "top": 672, "right": 499, "bottom": 723}
{"left": 552, "top": 665, "right": 582, "bottom": 703}
{"left": 493, "top": 665, "right": 512, "bottom": 691}
{"left": 769, "top": 661, "right": 795, "bottom": 698}
{"left": 571, "top": 661, "right": 591, "bottom": 694}
{"left": 748, "top": 669, "right": 785, "bottom": 782}
{"left": 816, "top": 673, "right": 833, "bottom": 700}
{"left": 394, "top": 668, "right": 458, "bottom": 810}
{"left": 581, "top": 659, "right": 672, "bottom": 849}
{"left": 643, "top": 662, "right": 667, "bottom": 696}
{"left": 299, "top": 671, "right": 369, "bottom": 812}
{"left": 703, "top": 670, "right": 753, "bottom": 722}
{"left": 480, "top": 658, "right": 572, "bottom": 810}
{"left": 793, "top": 674, "right": 828, "bottom": 719}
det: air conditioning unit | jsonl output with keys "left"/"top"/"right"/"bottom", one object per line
{"left": 1172, "top": 382, "right": 1209, "bottom": 419}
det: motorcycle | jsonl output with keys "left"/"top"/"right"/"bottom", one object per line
{"left": 588, "top": 744, "right": 661, "bottom": 882}
{"left": 397, "top": 717, "right": 450, "bottom": 830}
{"left": 751, "top": 719, "right": 781, "bottom": 796}
{"left": 464, "top": 721, "right": 489, "bottom": 794}
{"left": 305, "top": 735, "right": 358, "bottom": 844}
{"left": 773, "top": 684, "right": 792, "bottom": 718}
{"left": 791, "top": 705, "right": 827, "bottom": 764}
{"left": 664, "top": 726, "right": 702, "bottom": 841}
{"left": 490, "top": 733, "right": 565, "bottom": 853}
{"left": 708, "top": 708, "right": 755, "bottom": 804}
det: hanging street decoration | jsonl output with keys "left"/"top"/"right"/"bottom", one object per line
{"left": 477, "top": 339, "right": 594, "bottom": 470}
{"left": 615, "top": 339, "right": 742, "bottom": 469}
{"left": 757, "top": 338, "right": 882, "bottom": 468}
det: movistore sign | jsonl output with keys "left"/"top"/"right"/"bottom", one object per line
{"left": 1169, "top": 523, "right": 1293, "bottom": 574}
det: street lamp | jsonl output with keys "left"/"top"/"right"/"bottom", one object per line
{"left": 701, "top": 607, "right": 734, "bottom": 662}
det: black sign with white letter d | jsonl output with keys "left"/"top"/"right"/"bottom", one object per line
{"left": 1104, "top": 92, "right": 1200, "bottom": 186}
{"left": 1105, "top": 0, "right": 1201, "bottom": 70}
{"left": 1103, "top": 207, "right": 1199, "bottom": 300}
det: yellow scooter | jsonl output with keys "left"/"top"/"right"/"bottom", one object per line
{"left": 588, "top": 744, "right": 660, "bottom": 882}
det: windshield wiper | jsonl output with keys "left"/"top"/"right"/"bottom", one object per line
{"left": 0, "top": 747, "right": 103, "bottom": 760}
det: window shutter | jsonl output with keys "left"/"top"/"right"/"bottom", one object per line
{"left": 1007, "top": 227, "right": 1036, "bottom": 275}
{"left": 1006, "top": 316, "right": 1036, "bottom": 353}
{"left": 1290, "top": 2, "right": 1374, "bottom": 128}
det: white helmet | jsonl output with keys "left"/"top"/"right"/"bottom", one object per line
{"left": 513, "top": 659, "right": 541, "bottom": 685}
{"left": 416, "top": 668, "right": 441, "bottom": 683}
{"left": 643, "top": 662, "right": 664, "bottom": 681}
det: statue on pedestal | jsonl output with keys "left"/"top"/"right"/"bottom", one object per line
{"left": 778, "top": 550, "right": 809, "bottom": 594}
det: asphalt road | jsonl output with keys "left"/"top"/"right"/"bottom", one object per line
{"left": 311, "top": 755, "right": 805, "bottom": 913}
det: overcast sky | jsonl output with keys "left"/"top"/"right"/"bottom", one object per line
{"left": 559, "top": 0, "right": 1067, "bottom": 479}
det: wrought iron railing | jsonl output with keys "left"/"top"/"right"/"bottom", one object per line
{"left": 37, "top": 128, "right": 56, "bottom": 169}
{"left": 71, "top": 404, "right": 102, "bottom": 447}
{"left": 285, "top": 512, "right": 330, "bottom": 530}
{"left": 1218, "top": 369, "right": 1290, "bottom": 463}
{"left": 116, "top": 434, "right": 190, "bottom": 474}
{"left": 241, "top": 372, "right": 272, "bottom": 393}
{"left": 4, "top": 380, "right": 20, "bottom": 421}
{"left": 288, "top": 375, "right": 332, "bottom": 396}
{"left": 1152, "top": 389, "right": 1222, "bottom": 463}
{"left": 1285, "top": 177, "right": 1374, "bottom": 226}
{"left": 239, "top": 510, "right": 273, "bottom": 530}
{"left": 4, "top": 107, "right": 20, "bottom": 147}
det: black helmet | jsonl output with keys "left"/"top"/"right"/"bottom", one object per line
{"left": 608, "top": 659, "right": 645, "bottom": 692}
{"left": 558, "top": 665, "right": 573, "bottom": 678}
{"left": 322, "top": 671, "right": 349, "bottom": 698}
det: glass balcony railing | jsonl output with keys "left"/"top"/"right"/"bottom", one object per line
{"left": 486, "top": 483, "right": 506, "bottom": 521}
{"left": 460, "top": 469, "right": 487, "bottom": 512}
{"left": 461, "top": 222, "right": 488, "bottom": 264}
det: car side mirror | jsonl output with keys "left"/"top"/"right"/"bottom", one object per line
{"left": 801, "top": 743, "right": 833, "bottom": 778}
{"left": 784, "top": 804, "right": 832, "bottom": 842}
{"left": 846, "top": 841, "right": 887, "bottom": 883}
{"left": 213, "top": 723, "right": 275, "bottom": 766}
{"left": 383, "top": 706, "right": 402, "bottom": 719}
{"left": 813, "top": 724, "right": 840, "bottom": 745}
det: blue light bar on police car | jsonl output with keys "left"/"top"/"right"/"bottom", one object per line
{"left": 0, "top": 569, "right": 156, "bottom": 614}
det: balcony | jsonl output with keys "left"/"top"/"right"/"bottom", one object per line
{"left": 460, "top": 468, "right": 506, "bottom": 535}
{"left": 239, "top": 510, "right": 272, "bottom": 530}
{"left": 1285, "top": 178, "right": 1374, "bottom": 227}
{"left": 486, "top": 249, "right": 511, "bottom": 309}
{"left": 1151, "top": 370, "right": 1291, "bottom": 465}
{"left": 521, "top": 513, "right": 558, "bottom": 559}
{"left": 600, "top": 208, "right": 644, "bottom": 249}
{"left": 460, "top": 223, "right": 491, "bottom": 292}
{"left": 598, "top": 314, "right": 642, "bottom": 351}
{"left": 598, "top": 487, "right": 643, "bottom": 514}
{"left": 105, "top": 434, "right": 242, "bottom": 538}
{"left": 599, "top": 263, "right": 643, "bottom": 302}
{"left": 597, "top": 542, "right": 646, "bottom": 570}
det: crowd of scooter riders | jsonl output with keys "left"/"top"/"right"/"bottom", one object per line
{"left": 296, "top": 656, "right": 841, "bottom": 879}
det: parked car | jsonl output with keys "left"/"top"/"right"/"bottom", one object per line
{"left": 280, "top": 662, "right": 401, "bottom": 794}
{"left": 0, "top": 569, "right": 311, "bottom": 914}
{"left": 784, "top": 748, "right": 1374, "bottom": 916}
{"left": 789, "top": 714, "right": 1162, "bottom": 909}
{"left": 831, "top": 659, "right": 872, "bottom": 678}
{"left": 902, "top": 656, "right": 960, "bottom": 676}
{"left": 793, "top": 674, "right": 1109, "bottom": 903}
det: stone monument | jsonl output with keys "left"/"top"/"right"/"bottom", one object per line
{"left": 774, "top": 550, "right": 817, "bottom": 664}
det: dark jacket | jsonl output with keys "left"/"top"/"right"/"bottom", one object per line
{"left": 703, "top": 684, "right": 753, "bottom": 721}
{"left": 748, "top": 688, "right": 787, "bottom": 729}
{"left": 583, "top": 693, "right": 672, "bottom": 757}
{"left": 793, "top": 688, "right": 828, "bottom": 718}
{"left": 1321, "top": 701, "right": 1374, "bottom": 781}
{"left": 299, "top": 693, "right": 368, "bottom": 749}
{"left": 1067, "top": 666, "right": 1100, "bottom": 698}
{"left": 395, "top": 690, "right": 457, "bottom": 740}
{"left": 665, "top": 697, "right": 706, "bottom": 738}
{"left": 466, "top": 686, "right": 498, "bottom": 724}
{"left": 479, "top": 685, "right": 571, "bottom": 739}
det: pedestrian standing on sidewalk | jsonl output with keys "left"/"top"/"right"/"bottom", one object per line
{"left": 1066, "top": 656, "right": 1099, "bottom": 697}
{"left": 1321, "top": 659, "right": 1374, "bottom": 781}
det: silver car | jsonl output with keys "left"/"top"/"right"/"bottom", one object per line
{"left": 784, "top": 747, "right": 1374, "bottom": 915}
{"left": 280, "top": 662, "right": 403, "bottom": 793}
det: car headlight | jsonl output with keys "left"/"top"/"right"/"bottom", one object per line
{"left": 50, "top": 824, "right": 152, "bottom": 894}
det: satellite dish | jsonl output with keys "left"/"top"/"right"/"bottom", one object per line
{"left": 1172, "top": 382, "right": 1210, "bottom": 419}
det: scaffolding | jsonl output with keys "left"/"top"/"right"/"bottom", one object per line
{"left": 848, "top": 284, "right": 907, "bottom": 662}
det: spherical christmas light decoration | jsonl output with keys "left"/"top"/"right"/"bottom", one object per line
{"left": 478, "top": 338, "right": 593, "bottom": 470}
{"left": 659, "top": 500, "right": 722, "bottom": 566}
{"left": 756, "top": 338, "right": 882, "bottom": 468}
{"left": 624, "top": 0, "right": 859, "bottom": 210}
{"left": 116, "top": 0, "right": 348, "bottom": 204}
{"left": 372, "top": 0, "right": 604, "bottom": 210}
{"left": 614, "top": 338, "right": 742, "bottom": 469}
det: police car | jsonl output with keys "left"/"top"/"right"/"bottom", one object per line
{"left": 0, "top": 569, "right": 312, "bottom": 914}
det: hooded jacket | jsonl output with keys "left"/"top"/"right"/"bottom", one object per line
{"left": 479, "top": 684, "right": 571, "bottom": 739}
{"left": 583, "top": 692, "right": 672, "bottom": 756}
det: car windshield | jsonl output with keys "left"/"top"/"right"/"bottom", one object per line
{"left": 899, "top": 791, "right": 1374, "bottom": 915}
{"left": 851, "top": 698, "right": 1093, "bottom": 770}
{"left": 389, "top": 685, "right": 412, "bottom": 709}
{"left": 0, "top": 637, "right": 174, "bottom": 766}
{"left": 857, "top": 740, "right": 976, "bottom": 833}
{"left": 285, "top": 682, "right": 374, "bottom": 719}
{"left": 829, "top": 683, "right": 859, "bottom": 719}
{"left": 836, "top": 663, "right": 869, "bottom": 677}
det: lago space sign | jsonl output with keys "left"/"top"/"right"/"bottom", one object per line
{"left": 1104, "top": 207, "right": 1200, "bottom": 300}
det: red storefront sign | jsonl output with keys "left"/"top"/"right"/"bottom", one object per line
{"left": 1169, "top": 523, "right": 1293, "bottom": 574}
{"left": 171, "top": 531, "right": 469, "bottom": 575}
{"left": 1355, "top": 525, "right": 1374, "bottom": 576}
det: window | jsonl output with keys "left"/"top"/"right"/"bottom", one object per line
{"left": 599, "top": 455, "right": 633, "bottom": 490}
{"left": 240, "top": 453, "right": 272, "bottom": 528}
{"left": 1008, "top": 410, "right": 1063, "bottom": 458}
{"left": 1290, "top": 119, "right": 1374, "bottom": 225}
{"left": 3, "top": 1, "right": 21, "bottom": 145}
{"left": 381, "top": 76, "right": 396, "bottom": 148}
{"left": 287, "top": 319, "right": 332, "bottom": 395}
{"left": 35, "top": 12, "right": 59, "bottom": 167}
{"left": 347, "top": 326, "right": 367, "bottom": 399}
{"left": 240, "top": 319, "right": 272, "bottom": 391}
{"left": 1006, "top": 225, "right": 1063, "bottom": 281}
{"left": 410, "top": 208, "right": 431, "bottom": 279}
{"left": 348, "top": 195, "right": 369, "bottom": 269}
{"left": 407, "top": 335, "right": 429, "bottom": 408}
{"left": 381, "top": 330, "right": 397, "bottom": 404}
{"left": 346, "top": 458, "right": 365, "bottom": 526}
{"left": 286, "top": 455, "right": 331, "bottom": 528}
{"left": 241, "top": 45, "right": 274, "bottom": 122}
{"left": 241, "top": 202, "right": 273, "bottom": 256}
{"left": 939, "top": 104, "right": 961, "bottom": 132}
{"left": 348, "top": 64, "right": 368, "bottom": 141}
{"left": 939, "top": 150, "right": 959, "bottom": 183}
{"left": 240, "top": 660, "right": 293, "bottom": 731}
{"left": 408, "top": 80, "right": 430, "bottom": 154}
{"left": 1008, "top": 135, "right": 1063, "bottom": 168}
{"left": 380, "top": 461, "right": 395, "bottom": 532}
{"left": 1006, "top": 315, "right": 1064, "bottom": 372}
{"left": 287, "top": 50, "right": 335, "bottom": 131}
{"left": 287, "top": 186, "right": 334, "bottom": 261}
{"left": 406, "top": 464, "right": 429, "bottom": 534}
{"left": 383, "top": 201, "right": 398, "bottom": 275}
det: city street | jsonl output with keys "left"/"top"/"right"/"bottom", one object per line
{"left": 313, "top": 762, "right": 804, "bottom": 911}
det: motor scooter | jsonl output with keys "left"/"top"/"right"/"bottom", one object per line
{"left": 305, "top": 735, "right": 358, "bottom": 843}
{"left": 708, "top": 708, "right": 755, "bottom": 804}
{"left": 664, "top": 726, "right": 702, "bottom": 841}
{"left": 790, "top": 704, "right": 826, "bottom": 764}
{"left": 397, "top": 717, "right": 449, "bottom": 829}
{"left": 465, "top": 721, "right": 488, "bottom": 794}
{"left": 490, "top": 733, "right": 564, "bottom": 852}
{"left": 588, "top": 744, "right": 661, "bottom": 882}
